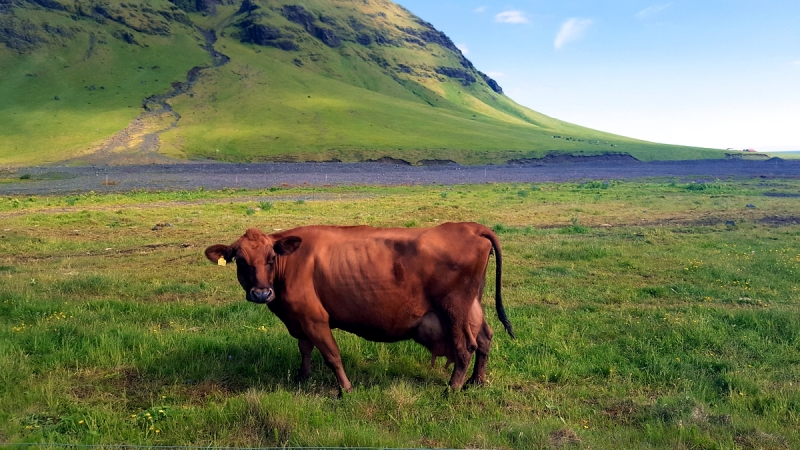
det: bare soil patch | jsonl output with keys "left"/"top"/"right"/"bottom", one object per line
{"left": 759, "top": 216, "right": 800, "bottom": 226}
{"left": 550, "top": 428, "right": 581, "bottom": 447}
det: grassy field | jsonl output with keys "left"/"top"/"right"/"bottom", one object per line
{"left": 1, "top": 179, "right": 799, "bottom": 449}
{"left": 769, "top": 152, "right": 800, "bottom": 159}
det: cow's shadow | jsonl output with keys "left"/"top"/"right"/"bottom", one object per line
{"left": 135, "top": 330, "right": 453, "bottom": 401}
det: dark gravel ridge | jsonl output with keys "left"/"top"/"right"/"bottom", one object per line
{"left": 3, "top": 158, "right": 798, "bottom": 196}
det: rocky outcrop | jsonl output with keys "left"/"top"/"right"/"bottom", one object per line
{"left": 92, "top": 3, "right": 173, "bottom": 36}
{"left": 41, "top": 22, "right": 73, "bottom": 38}
{"left": 315, "top": 26, "right": 340, "bottom": 47}
{"left": 243, "top": 21, "right": 279, "bottom": 42}
{"left": 168, "top": 0, "right": 209, "bottom": 14}
{"left": 237, "top": 0, "right": 257, "bottom": 14}
{"left": 0, "top": 15, "right": 43, "bottom": 51}
{"left": 155, "top": 8, "right": 192, "bottom": 27}
{"left": 347, "top": 15, "right": 365, "bottom": 31}
{"left": 281, "top": 4, "right": 340, "bottom": 48}
{"left": 400, "top": 19, "right": 476, "bottom": 72}
{"left": 167, "top": 0, "right": 237, "bottom": 14}
{"left": 412, "top": 19, "right": 461, "bottom": 55}
{"left": 356, "top": 32, "right": 371, "bottom": 45}
{"left": 112, "top": 29, "right": 138, "bottom": 45}
{"left": 435, "top": 66, "right": 476, "bottom": 86}
{"left": 342, "top": 15, "right": 397, "bottom": 47}
{"left": 0, "top": 8, "right": 75, "bottom": 52}
{"left": 27, "top": 0, "right": 65, "bottom": 11}
{"left": 394, "top": 16, "right": 504, "bottom": 93}
{"left": 479, "top": 71, "right": 503, "bottom": 94}
{"left": 281, "top": 5, "right": 314, "bottom": 31}
{"left": 0, "top": 0, "right": 14, "bottom": 14}
{"left": 239, "top": 19, "right": 298, "bottom": 50}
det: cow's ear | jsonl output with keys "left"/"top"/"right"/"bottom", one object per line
{"left": 205, "top": 244, "right": 235, "bottom": 263}
{"left": 274, "top": 236, "right": 302, "bottom": 256}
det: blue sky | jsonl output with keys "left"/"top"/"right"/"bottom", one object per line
{"left": 395, "top": 1, "right": 800, "bottom": 151}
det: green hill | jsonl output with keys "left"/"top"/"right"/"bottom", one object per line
{"left": 0, "top": 0, "right": 727, "bottom": 166}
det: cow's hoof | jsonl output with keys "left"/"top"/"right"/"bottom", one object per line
{"left": 295, "top": 372, "right": 311, "bottom": 382}
{"left": 442, "top": 385, "right": 462, "bottom": 397}
{"left": 337, "top": 387, "right": 353, "bottom": 398}
{"left": 466, "top": 376, "right": 485, "bottom": 387}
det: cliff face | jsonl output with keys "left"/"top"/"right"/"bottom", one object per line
{"left": 225, "top": 1, "right": 504, "bottom": 94}
{"left": 2, "top": 0, "right": 502, "bottom": 93}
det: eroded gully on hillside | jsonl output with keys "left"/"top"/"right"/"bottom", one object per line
{"left": 73, "top": 27, "right": 230, "bottom": 165}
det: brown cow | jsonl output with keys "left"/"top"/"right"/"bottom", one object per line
{"left": 205, "top": 222, "right": 514, "bottom": 393}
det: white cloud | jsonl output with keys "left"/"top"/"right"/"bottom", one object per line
{"left": 790, "top": 60, "right": 800, "bottom": 66}
{"left": 636, "top": 3, "right": 673, "bottom": 19}
{"left": 474, "top": 6, "right": 487, "bottom": 13}
{"left": 456, "top": 43, "right": 469, "bottom": 55}
{"left": 486, "top": 71, "right": 505, "bottom": 78}
{"left": 554, "top": 18, "right": 592, "bottom": 50}
{"left": 495, "top": 10, "right": 529, "bottom": 24}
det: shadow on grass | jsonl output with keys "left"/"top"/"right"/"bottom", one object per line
{"left": 131, "top": 332, "right": 449, "bottom": 404}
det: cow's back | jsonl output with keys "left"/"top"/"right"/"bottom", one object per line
{"left": 273, "top": 223, "right": 493, "bottom": 342}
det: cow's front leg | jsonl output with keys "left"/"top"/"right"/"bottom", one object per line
{"left": 302, "top": 320, "right": 353, "bottom": 394}
{"left": 297, "top": 339, "right": 314, "bottom": 381}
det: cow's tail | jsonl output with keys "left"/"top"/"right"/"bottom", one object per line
{"left": 482, "top": 228, "right": 516, "bottom": 339}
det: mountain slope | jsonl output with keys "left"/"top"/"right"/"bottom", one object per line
{"left": 0, "top": 0, "right": 727, "bottom": 165}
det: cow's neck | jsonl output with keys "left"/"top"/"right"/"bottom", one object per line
{"left": 275, "top": 255, "right": 288, "bottom": 283}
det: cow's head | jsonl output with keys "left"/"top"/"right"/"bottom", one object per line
{"left": 205, "top": 228, "right": 302, "bottom": 304}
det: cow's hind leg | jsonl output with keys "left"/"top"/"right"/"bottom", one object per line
{"left": 444, "top": 313, "right": 477, "bottom": 391}
{"left": 467, "top": 320, "right": 493, "bottom": 386}
{"left": 301, "top": 319, "right": 353, "bottom": 394}
{"left": 447, "top": 339, "right": 474, "bottom": 391}
{"left": 296, "top": 339, "right": 314, "bottom": 381}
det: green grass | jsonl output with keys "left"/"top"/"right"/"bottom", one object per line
{"left": 1, "top": 179, "right": 799, "bottom": 448}
{"left": 769, "top": 151, "right": 800, "bottom": 159}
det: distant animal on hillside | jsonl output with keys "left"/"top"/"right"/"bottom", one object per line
{"left": 205, "top": 222, "right": 515, "bottom": 393}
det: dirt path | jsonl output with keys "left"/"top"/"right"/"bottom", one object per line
{"left": 2, "top": 158, "right": 798, "bottom": 196}
{"left": 67, "top": 28, "right": 230, "bottom": 166}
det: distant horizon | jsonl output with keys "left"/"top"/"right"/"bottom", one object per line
{"left": 396, "top": 1, "right": 800, "bottom": 153}
{"left": 736, "top": 147, "right": 799, "bottom": 153}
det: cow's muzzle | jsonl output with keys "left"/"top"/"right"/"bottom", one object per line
{"left": 247, "top": 287, "right": 274, "bottom": 304}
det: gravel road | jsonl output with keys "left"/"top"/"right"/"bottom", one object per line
{"left": 2, "top": 158, "right": 798, "bottom": 195}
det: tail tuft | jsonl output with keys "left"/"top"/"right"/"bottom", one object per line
{"left": 481, "top": 227, "right": 514, "bottom": 339}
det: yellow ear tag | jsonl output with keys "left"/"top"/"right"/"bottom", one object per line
{"left": 217, "top": 257, "right": 227, "bottom": 266}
